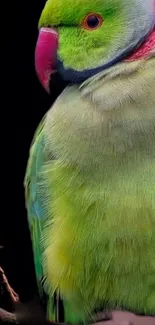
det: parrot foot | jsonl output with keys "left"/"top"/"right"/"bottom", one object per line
{"left": 92, "top": 310, "right": 113, "bottom": 323}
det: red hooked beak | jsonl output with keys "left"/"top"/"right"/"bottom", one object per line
{"left": 35, "top": 27, "right": 58, "bottom": 93}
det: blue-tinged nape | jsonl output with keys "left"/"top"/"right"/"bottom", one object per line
{"left": 57, "top": 22, "right": 155, "bottom": 84}
{"left": 56, "top": 0, "right": 155, "bottom": 84}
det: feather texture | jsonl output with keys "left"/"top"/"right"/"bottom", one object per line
{"left": 25, "top": 56, "right": 155, "bottom": 323}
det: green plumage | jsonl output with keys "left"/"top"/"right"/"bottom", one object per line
{"left": 24, "top": 119, "right": 45, "bottom": 296}
{"left": 24, "top": 0, "right": 155, "bottom": 321}
{"left": 39, "top": 0, "right": 125, "bottom": 71}
{"left": 25, "top": 56, "right": 155, "bottom": 323}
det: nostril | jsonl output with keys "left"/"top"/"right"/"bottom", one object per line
{"left": 40, "top": 27, "right": 58, "bottom": 36}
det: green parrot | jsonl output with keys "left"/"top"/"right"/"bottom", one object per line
{"left": 24, "top": 0, "right": 155, "bottom": 323}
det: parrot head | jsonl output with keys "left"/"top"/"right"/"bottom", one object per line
{"left": 35, "top": 0, "right": 155, "bottom": 93}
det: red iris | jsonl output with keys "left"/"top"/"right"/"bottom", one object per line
{"left": 82, "top": 13, "right": 103, "bottom": 30}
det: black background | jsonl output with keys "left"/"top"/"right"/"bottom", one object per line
{"left": 1, "top": 0, "right": 66, "bottom": 303}
{"left": 1, "top": 3, "right": 155, "bottom": 324}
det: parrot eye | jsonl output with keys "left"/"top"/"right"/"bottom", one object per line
{"left": 82, "top": 13, "right": 103, "bottom": 30}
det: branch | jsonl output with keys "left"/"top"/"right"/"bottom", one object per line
{"left": 0, "top": 308, "right": 18, "bottom": 323}
{"left": 0, "top": 266, "right": 19, "bottom": 304}
{"left": 0, "top": 265, "right": 19, "bottom": 323}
